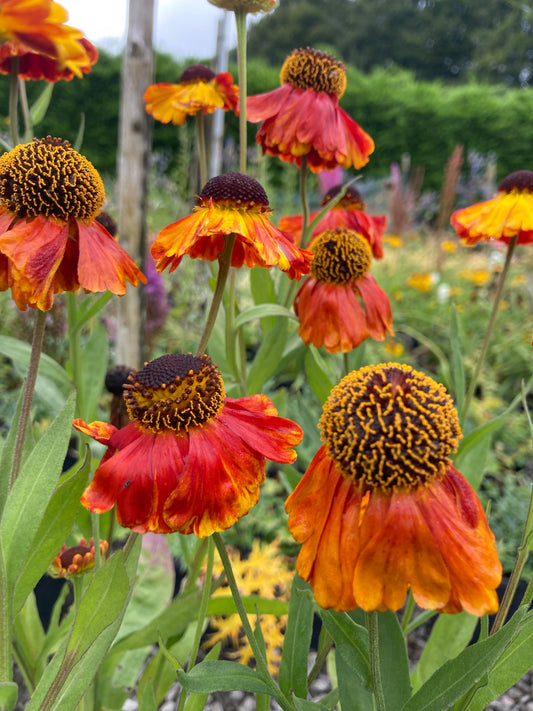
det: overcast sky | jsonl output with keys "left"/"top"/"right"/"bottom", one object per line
{"left": 61, "top": 0, "right": 237, "bottom": 60}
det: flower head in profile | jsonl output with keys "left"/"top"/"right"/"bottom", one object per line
{"left": 247, "top": 48, "right": 374, "bottom": 172}
{"left": 285, "top": 363, "right": 502, "bottom": 615}
{"left": 208, "top": 0, "right": 277, "bottom": 13}
{"left": 50, "top": 538, "right": 108, "bottom": 579}
{"left": 294, "top": 228, "right": 393, "bottom": 353}
{"left": 279, "top": 184, "right": 386, "bottom": 257}
{"left": 144, "top": 63, "right": 238, "bottom": 125}
{"left": 151, "top": 172, "right": 312, "bottom": 280}
{"left": 0, "top": 137, "right": 146, "bottom": 310}
{"left": 451, "top": 170, "right": 533, "bottom": 246}
{"left": 0, "top": 0, "right": 97, "bottom": 80}
{"left": 74, "top": 353, "right": 303, "bottom": 537}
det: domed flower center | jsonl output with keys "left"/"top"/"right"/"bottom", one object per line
{"left": 179, "top": 63, "right": 216, "bottom": 83}
{"left": 498, "top": 170, "right": 533, "bottom": 194}
{"left": 198, "top": 172, "right": 270, "bottom": 212}
{"left": 280, "top": 48, "right": 347, "bottom": 99}
{"left": 322, "top": 184, "right": 366, "bottom": 211}
{"left": 310, "top": 228, "right": 371, "bottom": 285}
{"left": 123, "top": 353, "right": 225, "bottom": 433}
{"left": 0, "top": 136, "right": 105, "bottom": 222}
{"left": 320, "top": 363, "right": 462, "bottom": 493}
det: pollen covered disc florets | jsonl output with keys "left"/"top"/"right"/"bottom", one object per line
{"left": 123, "top": 353, "right": 226, "bottom": 433}
{"left": 322, "top": 184, "right": 366, "bottom": 211}
{"left": 311, "top": 228, "right": 371, "bottom": 285}
{"left": 320, "top": 363, "right": 462, "bottom": 493}
{"left": 179, "top": 63, "right": 216, "bottom": 83}
{"left": 0, "top": 136, "right": 105, "bottom": 222}
{"left": 280, "top": 48, "right": 347, "bottom": 99}
{"left": 198, "top": 172, "right": 270, "bottom": 211}
{"left": 498, "top": 170, "right": 533, "bottom": 194}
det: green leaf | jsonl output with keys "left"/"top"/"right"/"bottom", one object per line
{"left": 319, "top": 609, "right": 371, "bottom": 690}
{"left": 279, "top": 574, "right": 314, "bottom": 699}
{"left": 0, "top": 335, "right": 70, "bottom": 401}
{"left": 304, "top": 346, "right": 335, "bottom": 404}
{"left": 400, "top": 608, "right": 525, "bottom": 711}
{"left": 77, "top": 323, "right": 109, "bottom": 422}
{"left": 183, "top": 644, "right": 221, "bottom": 711}
{"left": 250, "top": 268, "right": 278, "bottom": 333}
{"left": 206, "top": 595, "right": 288, "bottom": 616}
{"left": 411, "top": 611, "right": 478, "bottom": 692}
{"left": 376, "top": 611, "right": 412, "bottom": 708}
{"left": 177, "top": 660, "right": 271, "bottom": 695}
{"left": 234, "top": 303, "right": 297, "bottom": 331}
{"left": 73, "top": 292, "right": 114, "bottom": 334}
{"left": 13, "top": 452, "right": 90, "bottom": 614}
{"left": 0, "top": 682, "right": 17, "bottom": 711}
{"left": 333, "top": 649, "right": 373, "bottom": 711}
{"left": 292, "top": 696, "right": 332, "bottom": 711}
{"left": 29, "top": 83, "right": 54, "bottom": 127}
{"left": 138, "top": 679, "right": 157, "bottom": 711}
{"left": 0, "top": 388, "right": 29, "bottom": 518}
{"left": 1, "top": 392, "right": 76, "bottom": 596}
{"left": 449, "top": 305, "right": 465, "bottom": 415}
{"left": 247, "top": 317, "right": 288, "bottom": 393}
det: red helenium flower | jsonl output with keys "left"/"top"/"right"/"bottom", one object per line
{"left": 285, "top": 363, "right": 502, "bottom": 615}
{"left": 294, "top": 228, "right": 393, "bottom": 353}
{"left": 0, "top": 0, "right": 97, "bottom": 79}
{"left": 74, "top": 353, "right": 303, "bottom": 537}
{"left": 451, "top": 170, "right": 533, "bottom": 246}
{"left": 0, "top": 137, "right": 146, "bottom": 311}
{"left": 151, "top": 172, "right": 312, "bottom": 280}
{"left": 144, "top": 63, "right": 239, "bottom": 125}
{"left": 279, "top": 184, "right": 386, "bottom": 257}
{"left": 247, "top": 48, "right": 374, "bottom": 172}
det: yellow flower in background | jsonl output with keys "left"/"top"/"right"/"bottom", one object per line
{"left": 384, "top": 339, "right": 404, "bottom": 357}
{"left": 459, "top": 269, "right": 490, "bottom": 286}
{"left": 407, "top": 272, "right": 435, "bottom": 292}
{"left": 440, "top": 239, "right": 458, "bottom": 253}
{"left": 205, "top": 539, "right": 292, "bottom": 675}
{"left": 383, "top": 234, "right": 404, "bottom": 248}
{"left": 511, "top": 274, "right": 527, "bottom": 287}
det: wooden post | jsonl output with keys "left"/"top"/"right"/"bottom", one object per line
{"left": 115, "top": 0, "right": 155, "bottom": 368}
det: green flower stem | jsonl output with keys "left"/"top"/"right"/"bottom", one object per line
{"left": 66, "top": 293, "right": 82, "bottom": 416}
{"left": 92, "top": 512, "right": 102, "bottom": 570}
{"left": 400, "top": 589, "right": 416, "bottom": 632}
{"left": 182, "top": 537, "right": 208, "bottom": 594}
{"left": 366, "top": 611, "right": 386, "bottom": 711}
{"left": 9, "top": 309, "right": 46, "bottom": 490}
{"left": 234, "top": 9, "right": 248, "bottom": 174}
{"left": 460, "top": 235, "right": 518, "bottom": 423}
{"left": 491, "top": 482, "right": 533, "bottom": 635}
{"left": 18, "top": 78, "right": 32, "bottom": 141}
{"left": 404, "top": 609, "right": 437, "bottom": 636}
{"left": 176, "top": 536, "right": 215, "bottom": 711}
{"left": 8, "top": 57, "right": 19, "bottom": 147}
{"left": 123, "top": 531, "right": 140, "bottom": 561}
{"left": 195, "top": 113, "right": 208, "bottom": 188}
{"left": 307, "top": 634, "right": 334, "bottom": 686}
{"left": 196, "top": 234, "right": 236, "bottom": 356}
{"left": 213, "top": 533, "right": 295, "bottom": 711}
{"left": 299, "top": 156, "right": 310, "bottom": 247}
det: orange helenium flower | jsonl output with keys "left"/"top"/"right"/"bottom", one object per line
{"left": 0, "top": 0, "right": 97, "bottom": 79}
{"left": 144, "top": 63, "right": 238, "bottom": 125}
{"left": 0, "top": 137, "right": 146, "bottom": 311}
{"left": 294, "top": 228, "right": 393, "bottom": 353}
{"left": 451, "top": 170, "right": 533, "bottom": 246}
{"left": 285, "top": 363, "right": 502, "bottom": 615}
{"left": 279, "top": 184, "right": 386, "bottom": 257}
{"left": 247, "top": 48, "right": 374, "bottom": 172}
{"left": 74, "top": 353, "right": 303, "bottom": 537}
{"left": 151, "top": 172, "right": 312, "bottom": 280}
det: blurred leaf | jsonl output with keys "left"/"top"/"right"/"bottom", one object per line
{"left": 449, "top": 305, "right": 465, "bottom": 415}
{"left": 304, "top": 346, "right": 336, "bottom": 404}
{"left": 400, "top": 607, "right": 525, "bottom": 711}
{"left": 77, "top": 322, "right": 109, "bottom": 422}
{"left": 279, "top": 574, "right": 314, "bottom": 699}
{"left": 1, "top": 392, "right": 76, "bottom": 596}
{"left": 411, "top": 611, "right": 478, "bottom": 692}
{"left": 250, "top": 268, "right": 278, "bottom": 333}
{"left": 206, "top": 595, "right": 288, "bottom": 616}
{"left": 138, "top": 679, "right": 157, "bottom": 711}
{"left": 234, "top": 304, "right": 297, "bottom": 331}
{"left": 0, "top": 682, "right": 17, "bottom": 711}
{"left": 12, "top": 592, "right": 45, "bottom": 688}
{"left": 13, "top": 452, "right": 90, "bottom": 614}
{"left": 29, "top": 83, "right": 54, "bottom": 127}
{"left": 73, "top": 292, "right": 114, "bottom": 334}
{"left": 247, "top": 317, "right": 288, "bottom": 394}
{"left": 292, "top": 696, "right": 332, "bottom": 711}
{"left": 319, "top": 609, "right": 371, "bottom": 690}
{"left": 177, "top": 660, "right": 271, "bottom": 695}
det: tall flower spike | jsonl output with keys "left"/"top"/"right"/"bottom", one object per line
{"left": 151, "top": 172, "right": 312, "bottom": 280}
{"left": 0, "top": 0, "right": 97, "bottom": 80}
{"left": 451, "top": 169, "right": 533, "bottom": 245}
{"left": 144, "top": 63, "right": 239, "bottom": 125}
{"left": 294, "top": 228, "right": 393, "bottom": 353}
{"left": 247, "top": 48, "right": 374, "bottom": 172}
{"left": 0, "top": 137, "right": 146, "bottom": 310}
{"left": 285, "top": 363, "right": 502, "bottom": 614}
{"left": 279, "top": 184, "right": 387, "bottom": 257}
{"left": 74, "top": 352, "right": 303, "bottom": 537}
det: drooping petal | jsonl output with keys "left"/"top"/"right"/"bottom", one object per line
{"left": 356, "top": 273, "right": 394, "bottom": 341}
